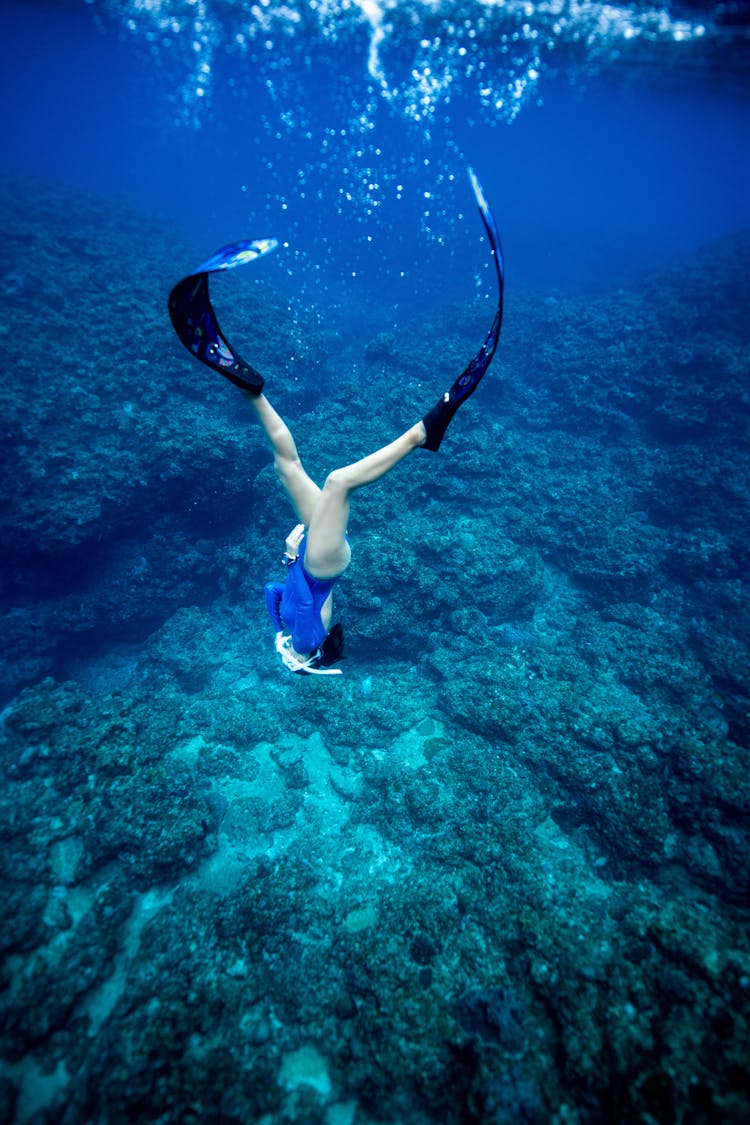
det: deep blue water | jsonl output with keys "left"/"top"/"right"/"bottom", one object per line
{"left": 1, "top": 2, "right": 749, "bottom": 1123}
{"left": 3, "top": 0, "right": 750, "bottom": 311}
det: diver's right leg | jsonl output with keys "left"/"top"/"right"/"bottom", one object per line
{"left": 244, "top": 392, "right": 322, "bottom": 526}
{"left": 304, "top": 421, "right": 426, "bottom": 577}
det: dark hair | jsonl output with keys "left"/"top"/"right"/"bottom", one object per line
{"left": 317, "top": 622, "right": 345, "bottom": 668}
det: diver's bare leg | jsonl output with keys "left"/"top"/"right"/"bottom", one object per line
{"left": 245, "top": 392, "right": 321, "bottom": 526}
{"left": 305, "top": 421, "right": 427, "bottom": 577}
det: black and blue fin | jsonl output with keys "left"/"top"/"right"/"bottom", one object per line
{"left": 168, "top": 238, "right": 278, "bottom": 394}
{"left": 422, "top": 169, "right": 504, "bottom": 452}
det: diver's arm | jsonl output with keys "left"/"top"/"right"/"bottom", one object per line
{"left": 264, "top": 583, "right": 285, "bottom": 632}
{"left": 286, "top": 562, "right": 322, "bottom": 653}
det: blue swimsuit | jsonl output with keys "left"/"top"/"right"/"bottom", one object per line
{"left": 264, "top": 537, "right": 339, "bottom": 654}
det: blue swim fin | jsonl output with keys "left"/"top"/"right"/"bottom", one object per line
{"left": 422, "top": 169, "right": 504, "bottom": 452}
{"left": 168, "top": 238, "right": 278, "bottom": 393}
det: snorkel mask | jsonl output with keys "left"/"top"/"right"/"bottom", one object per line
{"left": 274, "top": 631, "right": 344, "bottom": 676}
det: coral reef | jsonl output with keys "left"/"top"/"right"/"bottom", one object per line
{"left": 1, "top": 180, "right": 748, "bottom": 1123}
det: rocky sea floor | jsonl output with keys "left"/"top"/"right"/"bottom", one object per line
{"left": 1, "top": 178, "right": 749, "bottom": 1123}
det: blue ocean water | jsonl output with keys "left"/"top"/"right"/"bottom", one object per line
{"left": 1, "top": 1, "right": 749, "bottom": 1122}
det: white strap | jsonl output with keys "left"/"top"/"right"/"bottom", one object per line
{"left": 274, "top": 632, "right": 343, "bottom": 676}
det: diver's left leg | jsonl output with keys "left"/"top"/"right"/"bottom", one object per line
{"left": 304, "top": 421, "right": 426, "bottom": 577}
{"left": 245, "top": 392, "right": 322, "bottom": 526}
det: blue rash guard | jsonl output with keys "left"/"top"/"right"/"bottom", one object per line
{"left": 264, "top": 537, "right": 339, "bottom": 654}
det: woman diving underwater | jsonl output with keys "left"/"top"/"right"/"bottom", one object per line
{"left": 168, "top": 169, "right": 504, "bottom": 675}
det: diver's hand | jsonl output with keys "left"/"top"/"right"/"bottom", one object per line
{"left": 284, "top": 523, "right": 305, "bottom": 559}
